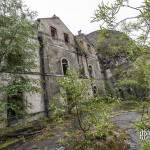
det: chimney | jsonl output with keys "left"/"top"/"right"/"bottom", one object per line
{"left": 52, "top": 14, "right": 58, "bottom": 19}
{"left": 78, "top": 30, "right": 82, "bottom": 35}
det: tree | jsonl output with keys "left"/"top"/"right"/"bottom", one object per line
{"left": 93, "top": 0, "right": 150, "bottom": 100}
{"left": 93, "top": 0, "right": 150, "bottom": 46}
{"left": 0, "top": 0, "right": 37, "bottom": 71}
{"left": 57, "top": 70, "right": 113, "bottom": 140}
{"left": 0, "top": 0, "right": 39, "bottom": 122}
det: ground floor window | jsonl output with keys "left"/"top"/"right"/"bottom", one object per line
{"left": 92, "top": 86, "right": 97, "bottom": 95}
{"left": 7, "top": 92, "right": 24, "bottom": 125}
{"left": 61, "top": 58, "right": 69, "bottom": 75}
{"left": 88, "top": 65, "right": 94, "bottom": 78}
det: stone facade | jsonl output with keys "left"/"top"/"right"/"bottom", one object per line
{"left": 0, "top": 48, "right": 44, "bottom": 127}
{"left": 37, "top": 15, "right": 105, "bottom": 114}
{"left": 0, "top": 15, "right": 105, "bottom": 127}
{"left": 87, "top": 30, "right": 131, "bottom": 97}
{"left": 75, "top": 33, "right": 104, "bottom": 93}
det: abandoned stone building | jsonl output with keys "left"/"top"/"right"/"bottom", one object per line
{"left": 87, "top": 30, "right": 130, "bottom": 96}
{"left": 0, "top": 15, "right": 105, "bottom": 127}
{"left": 37, "top": 15, "right": 105, "bottom": 116}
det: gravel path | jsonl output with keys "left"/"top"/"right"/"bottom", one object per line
{"left": 112, "top": 111, "right": 141, "bottom": 150}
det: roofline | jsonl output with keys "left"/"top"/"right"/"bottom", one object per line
{"left": 37, "top": 17, "right": 59, "bottom": 20}
{"left": 75, "top": 34, "right": 95, "bottom": 48}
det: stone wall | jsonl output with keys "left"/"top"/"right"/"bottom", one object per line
{"left": 0, "top": 15, "right": 106, "bottom": 127}
{"left": 76, "top": 33, "right": 105, "bottom": 94}
{"left": 38, "top": 16, "right": 80, "bottom": 107}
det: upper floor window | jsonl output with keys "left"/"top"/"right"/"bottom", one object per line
{"left": 79, "top": 40, "right": 84, "bottom": 47}
{"left": 79, "top": 67, "right": 86, "bottom": 78}
{"left": 87, "top": 44, "right": 91, "bottom": 51}
{"left": 88, "top": 65, "right": 94, "bottom": 78}
{"left": 50, "top": 26, "right": 57, "bottom": 39}
{"left": 64, "top": 33, "right": 70, "bottom": 44}
{"left": 61, "top": 58, "right": 69, "bottom": 75}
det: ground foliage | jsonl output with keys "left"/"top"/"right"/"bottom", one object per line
{"left": 53, "top": 70, "right": 129, "bottom": 149}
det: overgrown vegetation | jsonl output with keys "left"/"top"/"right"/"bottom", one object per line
{"left": 48, "top": 70, "right": 129, "bottom": 149}
{"left": 93, "top": 0, "right": 150, "bottom": 149}
{"left": 0, "top": 0, "right": 149, "bottom": 149}
{"left": 0, "top": 0, "right": 39, "bottom": 123}
{"left": 93, "top": 0, "right": 150, "bottom": 101}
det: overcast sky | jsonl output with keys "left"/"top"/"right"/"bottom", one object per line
{"left": 24, "top": 0, "right": 144, "bottom": 35}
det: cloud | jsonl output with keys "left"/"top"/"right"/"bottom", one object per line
{"left": 24, "top": 0, "right": 143, "bottom": 35}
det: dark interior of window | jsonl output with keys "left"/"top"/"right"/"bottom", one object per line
{"left": 88, "top": 65, "right": 93, "bottom": 78}
{"left": 87, "top": 44, "right": 91, "bottom": 51}
{"left": 7, "top": 92, "right": 24, "bottom": 125}
{"left": 64, "top": 33, "right": 69, "bottom": 43}
{"left": 92, "top": 86, "right": 97, "bottom": 95}
{"left": 62, "top": 59, "right": 68, "bottom": 75}
{"left": 119, "top": 88, "right": 124, "bottom": 99}
{"left": 51, "top": 26, "right": 57, "bottom": 39}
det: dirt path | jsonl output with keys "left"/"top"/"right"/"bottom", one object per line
{"left": 7, "top": 123, "right": 68, "bottom": 150}
{"left": 112, "top": 111, "right": 141, "bottom": 150}
{"left": 7, "top": 110, "right": 142, "bottom": 150}
{"left": 8, "top": 131, "right": 66, "bottom": 150}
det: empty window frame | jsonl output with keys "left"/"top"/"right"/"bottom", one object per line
{"left": 79, "top": 40, "right": 84, "bottom": 48}
{"left": 87, "top": 44, "right": 91, "bottom": 51}
{"left": 61, "top": 58, "right": 69, "bottom": 75}
{"left": 92, "top": 86, "right": 97, "bottom": 95}
{"left": 7, "top": 92, "right": 24, "bottom": 124}
{"left": 64, "top": 33, "right": 70, "bottom": 44}
{"left": 88, "top": 65, "right": 93, "bottom": 78}
{"left": 50, "top": 26, "right": 58, "bottom": 39}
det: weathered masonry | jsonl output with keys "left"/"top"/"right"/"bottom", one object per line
{"left": 0, "top": 15, "right": 105, "bottom": 127}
